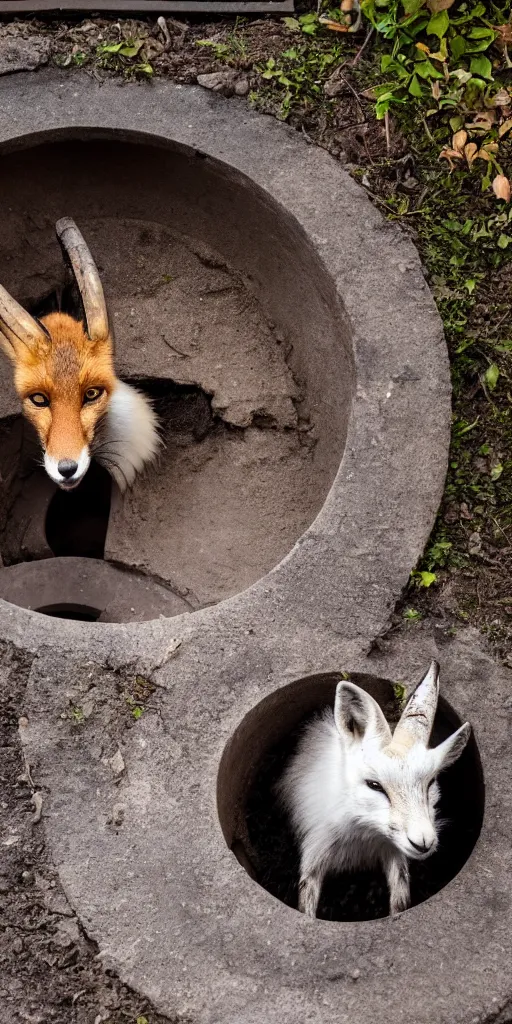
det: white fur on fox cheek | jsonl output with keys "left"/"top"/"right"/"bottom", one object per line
{"left": 44, "top": 447, "right": 90, "bottom": 485}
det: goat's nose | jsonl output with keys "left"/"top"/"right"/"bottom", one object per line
{"left": 58, "top": 459, "right": 78, "bottom": 480}
{"left": 408, "top": 837, "right": 433, "bottom": 854}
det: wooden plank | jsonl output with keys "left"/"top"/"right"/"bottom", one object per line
{"left": 0, "top": 0, "right": 293, "bottom": 11}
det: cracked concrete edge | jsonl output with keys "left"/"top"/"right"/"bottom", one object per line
{"left": 18, "top": 624, "right": 512, "bottom": 1024}
{"left": 0, "top": 70, "right": 450, "bottom": 673}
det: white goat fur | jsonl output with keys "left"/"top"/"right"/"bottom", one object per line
{"left": 93, "top": 380, "right": 160, "bottom": 492}
{"left": 279, "top": 662, "right": 471, "bottom": 917}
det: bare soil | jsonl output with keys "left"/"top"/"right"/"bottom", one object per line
{"left": 0, "top": 645, "right": 174, "bottom": 1024}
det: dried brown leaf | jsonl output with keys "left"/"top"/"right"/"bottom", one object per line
{"left": 493, "top": 174, "right": 511, "bottom": 202}
{"left": 452, "top": 129, "right": 468, "bottom": 153}
{"left": 498, "top": 118, "right": 512, "bottom": 138}
{"left": 427, "top": 0, "right": 455, "bottom": 10}
{"left": 493, "top": 24, "right": 512, "bottom": 47}
{"left": 477, "top": 142, "right": 499, "bottom": 162}
{"left": 491, "top": 88, "right": 512, "bottom": 108}
{"left": 431, "top": 80, "right": 441, "bottom": 100}
{"left": 319, "top": 16, "right": 350, "bottom": 31}
{"left": 439, "top": 147, "right": 463, "bottom": 170}
{"left": 465, "top": 111, "right": 495, "bottom": 132}
{"left": 464, "top": 142, "right": 478, "bottom": 166}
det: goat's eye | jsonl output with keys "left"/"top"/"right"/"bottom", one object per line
{"left": 83, "top": 387, "right": 104, "bottom": 404}
{"left": 28, "top": 393, "right": 50, "bottom": 408}
{"left": 365, "top": 779, "right": 387, "bottom": 796}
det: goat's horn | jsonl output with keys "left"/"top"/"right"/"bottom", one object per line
{"left": 386, "top": 660, "right": 439, "bottom": 756}
{"left": 0, "top": 283, "right": 49, "bottom": 352}
{"left": 56, "top": 218, "right": 109, "bottom": 342}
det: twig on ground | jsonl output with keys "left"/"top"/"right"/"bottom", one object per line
{"left": 339, "top": 73, "right": 365, "bottom": 120}
{"left": 351, "top": 26, "right": 374, "bottom": 65}
{"left": 384, "top": 111, "right": 391, "bottom": 155}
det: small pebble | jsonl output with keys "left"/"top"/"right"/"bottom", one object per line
{"left": 351, "top": 968, "right": 360, "bottom": 981}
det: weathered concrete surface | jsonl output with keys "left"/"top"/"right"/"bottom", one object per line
{"left": 0, "top": 557, "right": 190, "bottom": 621}
{"left": 18, "top": 627, "right": 510, "bottom": 1024}
{"left": 0, "top": 70, "right": 450, "bottom": 657}
{"left": 0, "top": 73, "right": 465, "bottom": 1023}
{"left": 0, "top": 36, "right": 50, "bottom": 76}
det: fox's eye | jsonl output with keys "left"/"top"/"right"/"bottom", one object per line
{"left": 83, "top": 387, "right": 104, "bottom": 404}
{"left": 28, "top": 393, "right": 50, "bottom": 408}
{"left": 365, "top": 779, "right": 387, "bottom": 797}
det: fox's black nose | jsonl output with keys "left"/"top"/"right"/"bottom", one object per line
{"left": 409, "top": 837, "right": 432, "bottom": 854}
{"left": 58, "top": 459, "right": 78, "bottom": 480}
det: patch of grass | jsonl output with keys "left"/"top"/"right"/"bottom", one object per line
{"left": 123, "top": 675, "right": 156, "bottom": 721}
{"left": 70, "top": 705, "right": 85, "bottom": 725}
{"left": 256, "top": 42, "right": 345, "bottom": 118}
{"left": 392, "top": 682, "right": 408, "bottom": 707}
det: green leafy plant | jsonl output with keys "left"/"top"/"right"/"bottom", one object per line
{"left": 97, "top": 39, "right": 153, "bottom": 77}
{"left": 403, "top": 607, "right": 422, "bottom": 621}
{"left": 392, "top": 682, "right": 408, "bottom": 707}
{"left": 359, "top": 0, "right": 511, "bottom": 196}
{"left": 257, "top": 44, "right": 342, "bottom": 118}
{"left": 282, "top": 12, "right": 321, "bottom": 35}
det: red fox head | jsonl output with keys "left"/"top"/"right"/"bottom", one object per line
{"left": 0, "top": 219, "right": 158, "bottom": 491}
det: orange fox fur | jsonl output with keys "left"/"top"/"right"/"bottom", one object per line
{"left": 14, "top": 313, "right": 117, "bottom": 466}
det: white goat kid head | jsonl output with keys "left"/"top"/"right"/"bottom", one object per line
{"left": 335, "top": 661, "right": 471, "bottom": 862}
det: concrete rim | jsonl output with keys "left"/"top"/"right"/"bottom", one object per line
{"left": 0, "top": 70, "right": 450, "bottom": 660}
{"left": 0, "top": 71, "right": 473, "bottom": 1024}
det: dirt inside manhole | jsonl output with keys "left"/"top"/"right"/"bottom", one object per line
{"left": 217, "top": 673, "right": 484, "bottom": 922}
{"left": 0, "top": 135, "right": 352, "bottom": 620}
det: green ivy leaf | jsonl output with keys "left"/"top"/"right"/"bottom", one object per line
{"left": 498, "top": 233, "right": 511, "bottom": 249}
{"left": 427, "top": 10, "right": 450, "bottom": 38}
{"left": 470, "top": 56, "right": 492, "bottom": 80}
{"left": 450, "top": 36, "right": 466, "bottom": 60}
{"left": 416, "top": 571, "right": 436, "bottom": 588}
{"left": 409, "top": 74, "right": 423, "bottom": 97}
{"left": 282, "top": 16, "right": 300, "bottom": 30}
{"left": 485, "top": 363, "right": 500, "bottom": 390}
{"left": 120, "top": 44, "right": 142, "bottom": 57}
{"left": 490, "top": 462, "right": 503, "bottom": 481}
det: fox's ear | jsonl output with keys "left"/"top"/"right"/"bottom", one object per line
{"left": 0, "top": 284, "right": 49, "bottom": 363}
{"left": 334, "top": 682, "right": 392, "bottom": 745}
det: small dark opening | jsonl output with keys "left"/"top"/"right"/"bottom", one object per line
{"left": 36, "top": 603, "right": 102, "bottom": 622}
{"left": 45, "top": 460, "right": 112, "bottom": 559}
{"left": 217, "top": 673, "right": 485, "bottom": 922}
{"left": 128, "top": 377, "right": 213, "bottom": 443}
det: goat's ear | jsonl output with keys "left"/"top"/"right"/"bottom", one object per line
{"left": 334, "top": 682, "right": 391, "bottom": 744}
{"left": 433, "top": 722, "right": 471, "bottom": 772}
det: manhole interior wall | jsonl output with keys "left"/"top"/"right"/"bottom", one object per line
{"left": 0, "top": 134, "right": 353, "bottom": 622}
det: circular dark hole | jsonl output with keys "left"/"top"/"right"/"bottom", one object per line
{"left": 36, "top": 603, "right": 102, "bottom": 622}
{"left": 45, "top": 461, "right": 112, "bottom": 559}
{"left": 217, "top": 673, "right": 484, "bottom": 922}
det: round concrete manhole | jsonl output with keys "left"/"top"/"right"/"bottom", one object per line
{"left": 0, "top": 135, "right": 353, "bottom": 622}
{"left": 217, "top": 672, "right": 484, "bottom": 921}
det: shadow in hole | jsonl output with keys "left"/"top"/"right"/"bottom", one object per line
{"left": 37, "top": 603, "right": 101, "bottom": 622}
{"left": 243, "top": 688, "right": 484, "bottom": 922}
{"left": 45, "top": 461, "right": 111, "bottom": 559}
